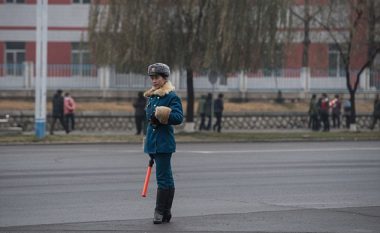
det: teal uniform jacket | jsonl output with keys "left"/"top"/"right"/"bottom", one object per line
{"left": 144, "top": 81, "right": 183, "bottom": 154}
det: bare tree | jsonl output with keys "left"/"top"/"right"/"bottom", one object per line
{"left": 289, "top": 0, "right": 322, "bottom": 67}
{"left": 88, "top": 0, "right": 288, "bottom": 129}
{"left": 314, "top": 0, "right": 380, "bottom": 130}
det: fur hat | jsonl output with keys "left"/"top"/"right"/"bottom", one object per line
{"left": 147, "top": 63, "right": 170, "bottom": 77}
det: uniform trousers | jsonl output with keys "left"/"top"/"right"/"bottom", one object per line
{"left": 149, "top": 153, "right": 174, "bottom": 189}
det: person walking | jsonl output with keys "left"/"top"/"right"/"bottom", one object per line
{"left": 319, "top": 93, "right": 330, "bottom": 132}
{"left": 197, "top": 95, "right": 206, "bottom": 131}
{"left": 213, "top": 93, "right": 224, "bottom": 132}
{"left": 308, "top": 94, "right": 319, "bottom": 131}
{"left": 204, "top": 93, "right": 212, "bottom": 130}
{"left": 144, "top": 63, "right": 183, "bottom": 224}
{"left": 343, "top": 99, "right": 352, "bottom": 129}
{"left": 133, "top": 91, "right": 147, "bottom": 135}
{"left": 64, "top": 92, "right": 76, "bottom": 133}
{"left": 370, "top": 94, "right": 380, "bottom": 130}
{"left": 330, "top": 94, "right": 341, "bottom": 128}
{"left": 50, "top": 89, "right": 68, "bottom": 135}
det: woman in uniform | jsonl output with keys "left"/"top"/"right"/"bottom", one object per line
{"left": 144, "top": 63, "right": 183, "bottom": 224}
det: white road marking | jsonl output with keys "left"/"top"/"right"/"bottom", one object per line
{"left": 177, "top": 147, "right": 380, "bottom": 154}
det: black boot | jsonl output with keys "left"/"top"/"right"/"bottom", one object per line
{"left": 153, "top": 188, "right": 168, "bottom": 224}
{"left": 163, "top": 188, "right": 175, "bottom": 223}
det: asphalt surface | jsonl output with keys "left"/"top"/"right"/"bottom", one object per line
{"left": 0, "top": 142, "right": 380, "bottom": 232}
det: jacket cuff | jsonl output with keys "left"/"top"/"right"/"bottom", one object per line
{"left": 155, "top": 106, "right": 172, "bottom": 124}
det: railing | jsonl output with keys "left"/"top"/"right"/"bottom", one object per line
{"left": 0, "top": 63, "right": 379, "bottom": 93}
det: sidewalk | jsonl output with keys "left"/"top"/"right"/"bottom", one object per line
{"left": 1, "top": 206, "right": 379, "bottom": 233}
{"left": 1, "top": 128, "right": 379, "bottom": 145}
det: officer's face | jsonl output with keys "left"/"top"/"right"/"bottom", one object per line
{"left": 150, "top": 75, "right": 166, "bottom": 89}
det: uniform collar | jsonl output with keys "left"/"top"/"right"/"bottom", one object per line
{"left": 144, "top": 81, "right": 175, "bottom": 97}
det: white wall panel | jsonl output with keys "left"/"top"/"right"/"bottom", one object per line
{"left": 0, "top": 4, "right": 90, "bottom": 27}
{"left": 0, "top": 29, "right": 88, "bottom": 42}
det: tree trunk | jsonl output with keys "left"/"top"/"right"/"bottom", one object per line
{"left": 186, "top": 68, "right": 194, "bottom": 123}
{"left": 302, "top": 0, "right": 310, "bottom": 67}
{"left": 348, "top": 89, "right": 358, "bottom": 132}
{"left": 349, "top": 90, "right": 356, "bottom": 124}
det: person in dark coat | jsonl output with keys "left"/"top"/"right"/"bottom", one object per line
{"left": 204, "top": 93, "right": 212, "bottom": 130}
{"left": 308, "top": 94, "right": 319, "bottom": 131}
{"left": 133, "top": 91, "right": 147, "bottom": 135}
{"left": 343, "top": 99, "right": 351, "bottom": 129}
{"left": 144, "top": 63, "right": 183, "bottom": 224}
{"left": 50, "top": 89, "right": 68, "bottom": 135}
{"left": 213, "top": 93, "right": 224, "bottom": 132}
{"left": 197, "top": 95, "right": 207, "bottom": 131}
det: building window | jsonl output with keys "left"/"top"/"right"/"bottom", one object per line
{"left": 328, "top": 44, "right": 346, "bottom": 77}
{"left": 5, "top": 0, "right": 25, "bottom": 3}
{"left": 5, "top": 42, "right": 25, "bottom": 76}
{"left": 71, "top": 42, "right": 91, "bottom": 76}
{"left": 73, "top": 0, "right": 91, "bottom": 3}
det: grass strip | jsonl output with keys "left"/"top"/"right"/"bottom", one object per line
{"left": 0, "top": 131, "right": 379, "bottom": 144}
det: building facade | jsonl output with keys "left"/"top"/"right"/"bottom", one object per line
{"left": 0, "top": 0, "right": 379, "bottom": 92}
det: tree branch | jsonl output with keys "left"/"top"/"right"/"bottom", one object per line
{"left": 289, "top": 6, "right": 306, "bottom": 23}
{"left": 354, "top": 47, "right": 380, "bottom": 91}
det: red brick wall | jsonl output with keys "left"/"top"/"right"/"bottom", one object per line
{"left": 284, "top": 43, "right": 303, "bottom": 69}
{"left": 24, "top": 42, "right": 71, "bottom": 64}
{"left": 309, "top": 43, "right": 328, "bottom": 70}
{"left": 48, "top": 42, "right": 71, "bottom": 64}
{"left": 26, "top": 42, "right": 35, "bottom": 63}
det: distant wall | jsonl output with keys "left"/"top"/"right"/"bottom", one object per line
{"left": 0, "top": 89, "right": 379, "bottom": 102}
{"left": 0, "top": 111, "right": 375, "bottom": 132}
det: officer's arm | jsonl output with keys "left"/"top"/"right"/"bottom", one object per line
{"left": 167, "top": 95, "right": 183, "bottom": 125}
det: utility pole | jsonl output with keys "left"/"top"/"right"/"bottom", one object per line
{"left": 35, "top": 0, "right": 48, "bottom": 139}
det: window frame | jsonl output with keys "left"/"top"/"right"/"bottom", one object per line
{"left": 328, "top": 44, "right": 346, "bottom": 78}
{"left": 4, "top": 42, "right": 25, "bottom": 76}
{"left": 71, "top": 42, "right": 91, "bottom": 76}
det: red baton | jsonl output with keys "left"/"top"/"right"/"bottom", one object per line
{"left": 141, "top": 159, "right": 154, "bottom": 197}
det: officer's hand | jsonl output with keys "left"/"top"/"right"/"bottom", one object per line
{"left": 150, "top": 114, "right": 160, "bottom": 125}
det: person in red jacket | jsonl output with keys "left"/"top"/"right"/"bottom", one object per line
{"left": 64, "top": 92, "right": 76, "bottom": 133}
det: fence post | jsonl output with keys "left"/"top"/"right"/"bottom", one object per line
{"left": 98, "top": 66, "right": 111, "bottom": 90}
{"left": 98, "top": 67, "right": 103, "bottom": 89}
{"left": 104, "top": 66, "right": 110, "bottom": 89}
{"left": 301, "top": 67, "right": 310, "bottom": 93}
{"left": 23, "top": 62, "right": 28, "bottom": 89}
{"left": 359, "top": 68, "right": 370, "bottom": 91}
{"left": 239, "top": 71, "right": 247, "bottom": 99}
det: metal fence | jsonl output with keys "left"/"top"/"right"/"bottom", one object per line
{"left": 1, "top": 63, "right": 379, "bottom": 92}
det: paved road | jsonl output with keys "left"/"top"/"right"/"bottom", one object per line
{"left": 0, "top": 141, "right": 380, "bottom": 232}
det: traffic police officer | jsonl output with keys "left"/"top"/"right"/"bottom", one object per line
{"left": 144, "top": 63, "right": 183, "bottom": 224}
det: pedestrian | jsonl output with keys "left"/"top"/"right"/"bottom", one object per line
{"left": 143, "top": 63, "right": 183, "bottom": 224}
{"left": 64, "top": 92, "right": 76, "bottom": 133}
{"left": 369, "top": 94, "right": 380, "bottom": 130}
{"left": 330, "top": 94, "right": 341, "bottom": 128}
{"left": 319, "top": 93, "right": 330, "bottom": 132}
{"left": 197, "top": 95, "right": 206, "bottom": 131}
{"left": 133, "top": 91, "right": 147, "bottom": 135}
{"left": 343, "top": 99, "right": 351, "bottom": 129}
{"left": 308, "top": 94, "right": 319, "bottom": 131}
{"left": 50, "top": 89, "right": 68, "bottom": 135}
{"left": 213, "top": 93, "right": 224, "bottom": 132}
{"left": 205, "top": 93, "right": 212, "bottom": 130}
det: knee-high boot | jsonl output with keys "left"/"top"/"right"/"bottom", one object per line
{"left": 163, "top": 188, "right": 175, "bottom": 223}
{"left": 153, "top": 188, "right": 168, "bottom": 224}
